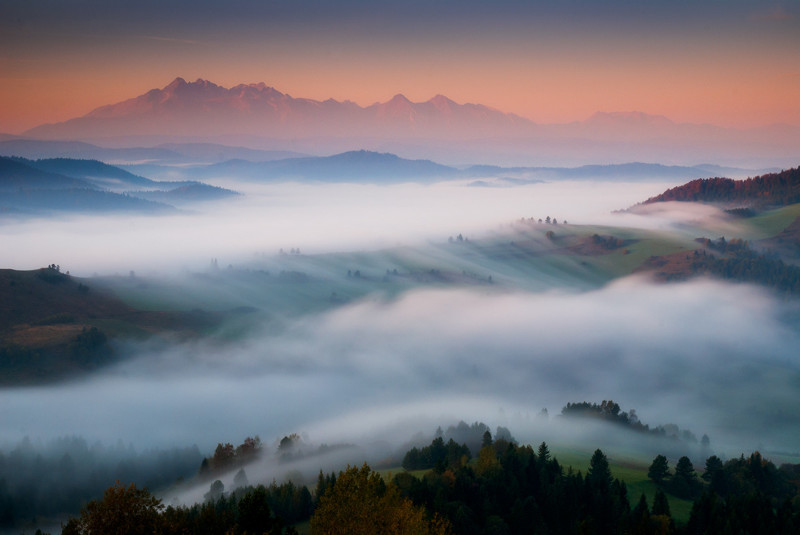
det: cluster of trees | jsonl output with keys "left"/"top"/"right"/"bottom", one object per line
{"left": 647, "top": 451, "right": 800, "bottom": 532}
{"left": 561, "top": 400, "right": 709, "bottom": 446}
{"left": 401, "top": 437, "right": 472, "bottom": 471}
{"left": 199, "top": 477, "right": 314, "bottom": 528}
{"left": 312, "top": 464, "right": 449, "bottom": 535}
{"left": 36, "top": 266, "right": 69, "bottom": 284}
{"left": 689, "top": 240, "right": 800, "bottom": 295}
{"left": 60, "top": 482, "right": 300, "bottom": 535}
{"left": 395, "top": 441, "right": 665, "bottom": 534}
{"left": 425, "top": 421, "right": 514, "bottom": 458}
{"left": 590, "top": 234, "right": 627, "bottom": 250}
{"left": 642, "top": 166, "right": 800, "bottom": 208}
{"left": 198, "top": 436, "right": 262, "bottom": 475}
{"left": 647, "top": 455, "right": 702, "bottom": 499}
{"left": 698, "top": 451, "right": 795, "bottom": 502}
{"left": 448, "top": 233, "right": 470, "bottom": 243}
{"left": 0, "top": 436, "right": 203, "bottom": 531}
{"left": 517, "top": 216, "right": 567, "bottom": 225}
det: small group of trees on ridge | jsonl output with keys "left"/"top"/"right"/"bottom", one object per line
{"left": 561, "top": 400, "right": 709, "bottom": 446}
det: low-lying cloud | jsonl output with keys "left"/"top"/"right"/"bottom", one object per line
{"left": 0, "top": 180, "right": 679, "bottom": 276}
{"left": 2, "top": 277, "right": 798, "bottom": 462}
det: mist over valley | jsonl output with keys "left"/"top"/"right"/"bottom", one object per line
{"left": 2, "top": 27, "right": 800, "bottom": 528}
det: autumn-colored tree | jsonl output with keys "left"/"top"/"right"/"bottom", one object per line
{"left": 61, "top": 481, "right": 163, "bottom": 535}
{"left": 309, "top": 463, "right": 449, "bottom": 535}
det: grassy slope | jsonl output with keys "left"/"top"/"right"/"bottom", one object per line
{"left": 743, "top": 203, "right": 800, "bottom": 239}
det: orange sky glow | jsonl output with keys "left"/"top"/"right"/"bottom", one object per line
{"left": 1, "top": 1, "right": 798, "bottom": 134}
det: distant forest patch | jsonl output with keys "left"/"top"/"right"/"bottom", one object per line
{"left": 641, "top": 166, "right": 800, "bottom": 209}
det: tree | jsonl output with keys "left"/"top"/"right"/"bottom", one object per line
{"left": 309, "top": 463, "right": 449, "bottom": 535}
{"left": 671, "top": 456, "right": 699, "bottom": 498}
{"left": 631, "top": 494, "right": 650, "bottom": 535}
{"left": 648, "top": 454, "right": 670, "bottom": 484}
{"left": 238, "top": 486, "right": 281, "bottom": 535}
{"left": 482, "top": 430, "right": 493, "bottom": 448}
{"left": 62, "top": 482, "right": 163, "bottom": 535}
{"left": 204, "top": 479, "right": 224, "bottom": 502}
{"left": 702, "top": 455, "right": 723, "bottom": 482}
{"left": 587, "top": 449, "right": 612, "bottom": 491}
{"left": 651, "top": 489, "right": 671, "bottom": 519}
{"left": 233, "top": 468, "right": 249, "bottom": 489}
{"left": 537, "top": 442, "right": 550, "bottom": 463}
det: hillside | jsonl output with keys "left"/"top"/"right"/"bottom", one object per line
{"left": 0, "top": 156, "right": 95, "bottom": 190}
{"left": 27, "top": 157, "right": 157, "bottom": 189}
{"left": 641, "top": 166, "right": 800, "bottom": 209}
{"left": 200, "top": 150, "right": 459, "bottom": 182}
{"left": 0, "top": 268, "right": 221, "bottom": 383}
{"left": 0, "top": 156, "right": 242, "bottom": 214}
{"left": 131, "top": 183, "right": 240, "bottom": 204}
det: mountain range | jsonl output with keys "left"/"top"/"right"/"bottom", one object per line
{"left": 24, "top": 77, "right": 530, "bottom": 141}
{"left": 16, "top": 78, "right": 800, "bottom": 167}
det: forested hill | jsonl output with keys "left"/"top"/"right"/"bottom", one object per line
{"left": 641, "top": 166, "right": 800, "bottom": 208}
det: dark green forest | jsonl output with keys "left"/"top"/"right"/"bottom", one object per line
{"left": 6, "top": 414, "right": 796, "bottom": 535}
{"left": 47, "top": 437, "right": 800, "bottom": 535}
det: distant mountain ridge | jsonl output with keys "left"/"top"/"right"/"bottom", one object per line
{"left": 199, "top": 150, "right": 459, "bottom": 182}
{"left": 25, "top": 77, "right": 530, "bottom": 141}
{"left": 0, "top": 138, "right": 306, "bottom": 165}
{"left": 20, "top": 77, "right": 800, "bottom": 168}
{"left": 0, "top": 157, "right": 95, "bottom": 191}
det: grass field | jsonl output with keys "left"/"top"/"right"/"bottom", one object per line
{"left": 741, "top": 203, "right": 800, "bottom": 239}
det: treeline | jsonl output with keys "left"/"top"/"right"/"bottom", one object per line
{"left": 59, "top": 482, "right": 301, "bottom": 535}
{"left": 401, "top": 423, "right": 517, "bottom": 471}
{"left": 163, "top": 481, "right": 313, "bottom": 534}
{"left": 198, "top": 436, "right": 262, "bottom": 476}
{"left": 642, "top": 166, "right": 800, "bottom": 208}
{"left": 690, "top": 238, "right": 800, "bottom": 295}
{"left": 645, "top": 450, "right": 800, "bottom": 532}
{"left": 402, "top": 437, "right": 472, "bottom": 471}
{"left": 649, "top": 450, "right": 797, "bottom": 502}
{"left": 398, "top": 441, "right": 800, "bottom": 534}
{"left": 561, "top": 400, "right": 709, "bottom": 445}
{"left": 46, "top": 436, "right": 800, "bottom": 534}
{"left": 0, "top": 436, "right": 203, "bottom": 530}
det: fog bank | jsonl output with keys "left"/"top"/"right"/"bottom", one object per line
{"left": 2, "top": 277, "right": 797, "bottom": 459}
{"left": 0, "top": 180, "right": 679, "bottom": 276}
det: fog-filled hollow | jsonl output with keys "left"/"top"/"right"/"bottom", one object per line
{"left": 0, "top": 179, "right": 682, "bottom": 276}
{"left": 2, "top": 277, "right": 798, "bottom": 461}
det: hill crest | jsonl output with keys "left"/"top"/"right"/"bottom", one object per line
{"left": 640, "top": 166, "right": 800, "bottom": 209}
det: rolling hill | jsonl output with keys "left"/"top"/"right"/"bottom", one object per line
{"left": 199, "top": 150, "right": 459, "bottom": 182}
{"left": 0, "top": 157, "right": 96, "bottom": 190}
{"left": 640, "top": 166, "right": 800, "bottom": 209}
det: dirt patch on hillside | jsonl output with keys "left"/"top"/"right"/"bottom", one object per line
{"left": 634, "top": 250, "right": 700, "bottom": 281}
{"left": 5, "top": 323, "right": 92, "bottom": 347}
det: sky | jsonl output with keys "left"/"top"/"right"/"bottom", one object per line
{"left": 1, "top": 0, "right": 799, "bottom": 134}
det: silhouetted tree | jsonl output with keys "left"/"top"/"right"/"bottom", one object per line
{"left": 648, "top": 454, "right": 670, "bottom": 484}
